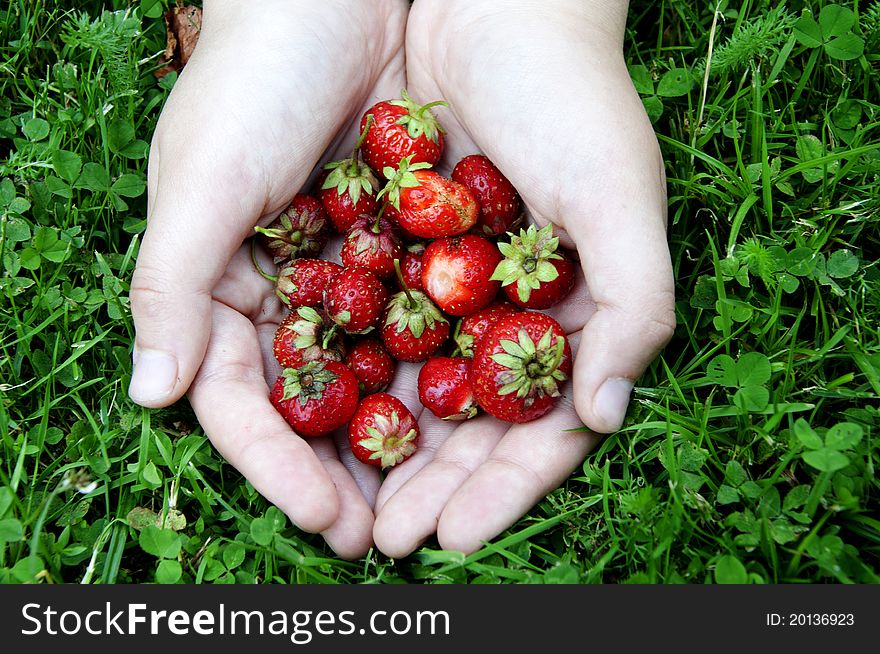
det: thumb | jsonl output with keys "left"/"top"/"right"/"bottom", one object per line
{"left": 128, "top": 143, "right": 263, "bottom": 407}
{"left": 569, "top": 149, "right": 676, "bottom": 434}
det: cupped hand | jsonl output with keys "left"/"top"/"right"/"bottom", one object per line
{"left": 372, "top": 0, "right": 676, "bottom": 556}
{"left": 128, "top": 0, "right": 408, "bottom": 558}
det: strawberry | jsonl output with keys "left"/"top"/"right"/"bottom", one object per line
{"left": 421, "top": 234, "right": 502, "bottom": 316}
{"left": 451, "top": 154, "right": 522, "bottom": 237}
{"left": 394, "top": 169, "right": 479, "bottom": 238}
{"left": 276, "top": 259, "right": 342, "bottom": 310}
{"left": 348, "top": 393, "right": 419, "bottom": 468}
{"left": 345, "top": 338, "right": 396, "bottom": 395}
{"left": 471, "top": 311, "right": 572, "bottom": 423}
{"left": 453, "top": 300, "right": 519, "bottom": 358}
{"left": 273, "top": 307, "right": 345, "bottom": 368}
{"left": 319, "top": 118, "right": 380, "bottom": 232}
{"left": 418, "top": 356, "right": 478, "bottom": 420}
{"left": 270, "top": 360, "right": 360, "bottom": 437}
{"left": 399, "top": 241, "right": 426, "bottom": 292}
{"left": 339, "top": 214, "right": 403, "bottom": 281}
{"left": 323, "top": 266, "right": 389, "bottom": 334}
{"left": 360, "top": 90, "right": 446, "bottom": 176}
{"left": 254, "top": 194, "right": 329, "bottom": 264}
{"left": 381, "top": 273, "right": 450, "bottom": 362}
{"left": 491, "top": 224, "right": 576, "bottom": 309}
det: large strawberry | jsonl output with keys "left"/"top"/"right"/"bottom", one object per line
{"left": 270, "top": 360, "right": 360, "bottom": 437}
{"left": 418, "top": 356, "right": 478, "bottom": 421}
{"left": 451, "top": 154, "right": 522, "bottom": 237}
{"left": 324, "top": 266, "right": 389, "bottom": 334}
{"left": 421, "top": 235, "right": 502, "bottom": 316}
{"left": 319, "top": 118, "right": 380, "bottom": 232}
{"left": 276, "top": 259, "right": 342, "bottom": 310}
{"left": 453, "top": 300, "right": 520, "bottom": 358}
{"left": 394, "top": 169, "right": 479, "bottom": 238}
{"left": 360, "top": 90, "right": 446, "bottom": 175}
{"left": 491, "top": 224, "right": 576, "bottom": 309}
{"left": 254, "top": 194, "right": 329, "bottom": 264}
{"left": 345, "top": 338, "right": 396, "bottom": 395}
{"left": 381, "top": 269, "right": 450, "bottom": 362}
{"left": 339, "top": 214, "right": 403, "bottom": 281}
{"left": 273, "top": 307, "right": 345, "bottom": 368}
{"left": 471, "top": 311, "right": 572, "bottom": 423}
{"left": 348, "top": 393, "right": 419, "bottom": 469}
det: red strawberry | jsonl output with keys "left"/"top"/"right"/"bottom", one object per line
{"left": 319, "top": 119, "right": 380, "bottom": 232}
{"left": 324, "top": 266, "right": 389, "bottom": 334}
{"left": 421, "top": 235, "right": 502, "bottom": 316}
{"left": 273, "top": 307, "right": 346, "bottom": 368}
{"left": 418, "top": 356, "right": 477, "bottom": 420}
{"left": 454, "top": 300, "right": 520, "bottom": 358}
{"left": 472, "top": 311, "right": 572, "bottom": 423}
{"left": 345, "top": 338, "right": 396, "bottom": 395}
{"left": 451, "top": 154, "right": 522, "bottom": 237}
{"left": 360, "top": 90, "right": 446, "bottom": 175}
{"left": 491, "top": 224, "right": 576, "bottom": 309}
{"left": 339, "top": 214, "right": 403, "bottom": 281}
{"left": 270, "top": 360, "right": 360, "bottom": 437}
{"left": 348, "top": 393, "right": 419, "bottom": 468}
{"left": 381, "top": 286, "right": 450, "bottom": 362}
{"left": 395, "top": 169, "right": 478, "bottom": 238}
{"left": 254, "top": 194, "right": 329, "bottom": 264}
{"left": 399, "top": 241, "right": 426, "bottom": 292}
{"left": 276, "top": 259, "right": 342, "bottom": 310}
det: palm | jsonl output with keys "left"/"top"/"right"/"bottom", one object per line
{"left": 370, "top": 1, "right": 673, "bottom": 555}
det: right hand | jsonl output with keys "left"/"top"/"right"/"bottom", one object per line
{"left": 128, "top": 0, "right": 408, "bottom": 559}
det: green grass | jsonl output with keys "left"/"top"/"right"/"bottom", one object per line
{"left": 1, "top": 0, "right": 878, "bottom": 584}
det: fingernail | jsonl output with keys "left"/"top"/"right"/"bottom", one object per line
{"left": 594, "top": 377, "right": 634, "bottom": 432}
{"left": 129, "top": 349, "right": 179, "bottom": 405}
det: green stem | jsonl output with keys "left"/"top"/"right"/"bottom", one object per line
{"left": 349, "top": 114, "right": 374, "bottom": 175}
{"left": 393, "top": 258, "right": 416, "bottom": 309}
{"left": 250, "top": 238, "right": 278, "bottom": 283}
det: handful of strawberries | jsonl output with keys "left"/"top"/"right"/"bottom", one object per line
{"left": 260, "top": 91, "right": 576, "bottom": 470}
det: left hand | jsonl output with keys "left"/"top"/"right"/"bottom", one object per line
{"left": 371, "top": 0, "right": 676, "bottom": 556}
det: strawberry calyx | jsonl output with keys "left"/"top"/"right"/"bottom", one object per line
{"left": 490, "top": 224, "right": 563, "bottom": 304}
{"left": 253, "top": 201, "right": 327, "bottom": 262}
{"left": 282, "top": 307, "right": 344, "bottom": 363}
{"left": 279, "top": 360, "right": 340, "bottom": 406}
{"left": 491, "top": 326, "right": 568, "bottom": 408}
{"left": 377, "top": 155, "right": 432, "bottom": 210}
{"left": 388, "top": 89, "right": 447, "bottom": 144}
{"left": 384, "top": 288, "right": 446, "bottom": 339}
{"left": 358, "top": 410, "right": 418, "bottom": 468}
{"left": 321, "top": 115, "right": 378, "bottom": 206}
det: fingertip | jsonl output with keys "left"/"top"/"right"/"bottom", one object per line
{"left": 128, "top": 348, "right": 182, "bottom": 408}
{"left": 573, "top": 375, "right": 634, "bottom": 434}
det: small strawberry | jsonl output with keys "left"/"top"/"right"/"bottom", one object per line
{"left": 421, "top": 234, "right": 502, "bottom": 316}
{"left": 453, "top": 300, "right": 520, "bottom": 358}
{"left": 472, "top": 311, "right": 572, "bottom": 423}
{"left": 273, "top": 307, "right": 346, "bottom": 368}
{"left": 339, "top": 214, "right": 403, "bottom": 281}
{"left": 451, "top": 154, "right": 522, "bottom": 236}
{"left": 491, "top": 224, "right": 576, "bottom": 309}
{"left": 399, "top": 241, "right": 426, "bottom": 292}
{"left": 276, "top": 259, "right": 342, "bottom": 309}
{"left": 270, "top": 360, "right": 360, "bottom": 437}
{"left": 324, "top": 266, "right": 389, "bottom": 334}
{"left": 345, "top": 338, "right": 396, "bottom": 395}
{"left": 418, "top": 356, "right": 478, "bottom": 420}
{"left": 254, "top": 194, "right": 329, "bottom": 264}
{"left": 348, "top": 393, "right": 419, "bottom": 469}
{"left": 381, "top": 263, "right": 451, "bottom": 362}
{"left": 394, "top": 169, "right": 479, "bottom": 238}
{"left": 319, "top": 118, "right": 380, "bottom": 232}
{"left": 360, "top": 90, "right": 446, "bottom": 175}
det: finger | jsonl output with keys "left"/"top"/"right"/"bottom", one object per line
{"left": 332, "top": 429, "right": 382, "bottom": 510}
{"left": 437, "top": 388, "right": 599, "bottom": 554}
{"left": 188, "top": 301, "right": 340, "bottom": 534}
{"left": 568, "top": 120, "right": 676, "bottom": 434}
{"left": 373, "top": 416, "right": 508, "bottom": 558}
{"left": 307, "top": 437, "right": 376, "bottom": 560}
{"left": 373, "top": 410, "right": 458, "bottom": 513}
